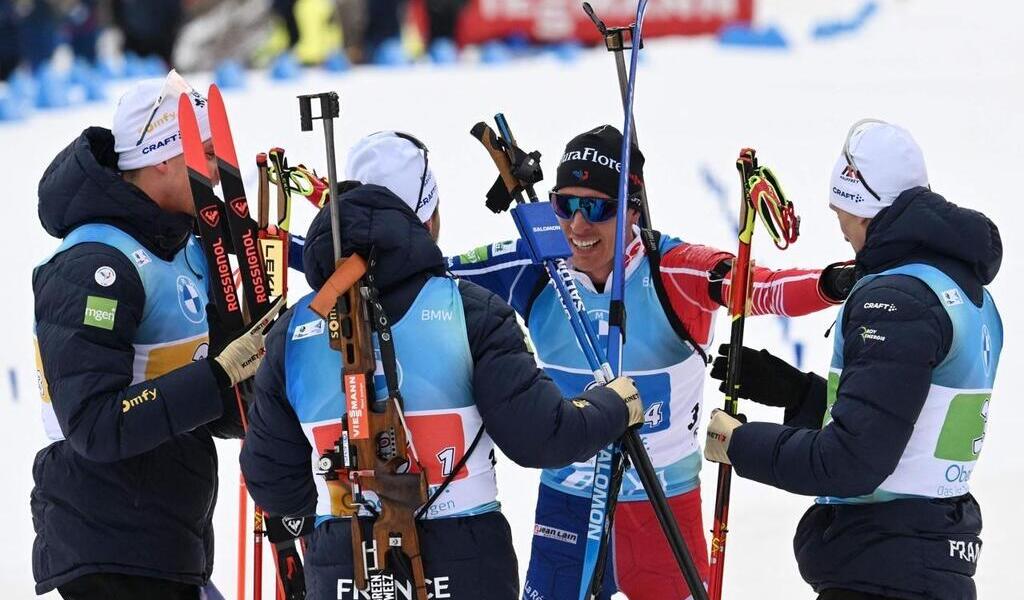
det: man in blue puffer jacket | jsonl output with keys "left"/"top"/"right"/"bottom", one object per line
{"left": 240, "top": 132, "right": 644, "bottom": 600}
{"left": 704, "top": 120, "right": 1003, "bottom": 600}
{"left": 31, "top": 74, "right": 283, "bottom": 599}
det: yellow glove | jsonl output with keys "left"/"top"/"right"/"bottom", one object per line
{"left": 213, "top": 297, "right": 286, "bottom": 387}
{"left": 704, "top": 408, "right": 743, "bottom": 465}
{"left": 605, "top": 377, "right": 644, "bottom": 428}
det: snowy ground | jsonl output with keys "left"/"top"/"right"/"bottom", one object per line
{"left": 1, "top": 1, "right": 1021, "bottom": 598}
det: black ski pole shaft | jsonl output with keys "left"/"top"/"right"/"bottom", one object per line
{"left": 624, "top": 429, "right": 708, "bottom": 599}
{"left": 298, "top": 92, "right": 342, "bottom": 260}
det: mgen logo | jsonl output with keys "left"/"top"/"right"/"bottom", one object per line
{"left": 200, "top": 206, "right": 221, "bottom": 228}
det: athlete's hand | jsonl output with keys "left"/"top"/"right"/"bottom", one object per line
{"left": 704, "top": 409, "right": 743, "bottom": 465}
{"left": 212, "top": 297, "right": 285, "bottom": 387}
{"left": 819, "top": 260, "right": 857, "bottom": 303}
{"left": 605, "top": 377, "right": 644, "bottom": 428}
{"left": 710, "top": 344, "right": 810, "bottom": 409}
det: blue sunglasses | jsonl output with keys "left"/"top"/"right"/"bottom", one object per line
{"left": 550, "top": 192, "right": 619, "bottom": 223}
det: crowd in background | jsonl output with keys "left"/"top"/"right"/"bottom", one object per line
{"left": 0, "top": 0, "right": 471, "bottom": 81}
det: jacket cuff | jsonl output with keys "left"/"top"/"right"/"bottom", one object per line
{"left": 160, "top": 360, "right": 225, "bottom": 434}
{"left": 728, "top": 421, "right": 785, "bottom": 488}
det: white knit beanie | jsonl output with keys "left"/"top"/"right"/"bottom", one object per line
{"left": 344, "top": 131, "right": 439, "bottom": 223}
{"left": 113, "top": 70, "right": 210, "bottom": 171}
{"left": 829, "top": 120, "right": 929, "bottom": 218}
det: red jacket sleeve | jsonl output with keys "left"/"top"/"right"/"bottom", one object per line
{"left": 657, "top": 243, "right": 836, "bottom": 345}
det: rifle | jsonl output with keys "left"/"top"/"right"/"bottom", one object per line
{"left": 298, "top": 92, "right": 429, "bottom": 600}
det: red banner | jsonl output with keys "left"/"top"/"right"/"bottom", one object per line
{"left": 455, "top": 0, "right": 754, "bottom": 46}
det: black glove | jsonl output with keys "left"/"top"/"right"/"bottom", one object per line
{"left": 819, "top": 260, "right": 858, "bottom": 303}
{"left": 709, "top": 344, "right": 811, "bottom": 409}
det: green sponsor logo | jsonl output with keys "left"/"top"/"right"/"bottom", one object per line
{"left": 822, "top": 371, "right": 840, "bottom": 426}
{"left": 934, "top": 393, "right": 990, "bottom": 461}
{"left": 458, "top": 245, "right": 489, "bottom": 264}
{"left": 84, "top": 296, "right": 118, "bottom": 330}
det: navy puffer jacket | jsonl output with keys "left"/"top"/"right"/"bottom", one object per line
{"left": 728, "top": 188, "right": 1001, "bottom": 599}
{"left": 31, "top": 128, "right": 232, "bottom": 593}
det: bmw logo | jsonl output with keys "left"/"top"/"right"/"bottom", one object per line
{"left": 177, "top": 276, "right": 204, "bottom": 324}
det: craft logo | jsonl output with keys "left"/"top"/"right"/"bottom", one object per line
{"left": 141, "top": 132, "right": 180, "bottom": 155}
{"left": 200, "top": 205, "right": 221, "bottom": 228}
{"left": 230, "top": 197, "right": 250, "bottom": 219}
{"left": 83, "top": 296, "right": 117, "bottom": 330}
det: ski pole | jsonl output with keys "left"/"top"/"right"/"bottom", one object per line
{"left": 582, "top": 1, "right": 651, "bottom": 230}
{"left": 708, "top": 150, "right": 799, "bottom": 600}
{"left": 471, "top": 115, "right": 708, "bottom": 600}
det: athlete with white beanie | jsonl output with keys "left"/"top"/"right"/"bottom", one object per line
{"left": 31, "top": 71, "right": 281, "bottom": 600}
{"left": 705, "top": 119, "right": 1003, "bottom": 600}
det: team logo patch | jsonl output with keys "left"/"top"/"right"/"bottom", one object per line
{"left": 458, "top": 246, "right": 488, "bottom": 264}
{"left": 572, "top": 399, "right": 590, "bottom": 408}
{"left": 177, "top": 276, "right": 204, "bottom": 323}
{"left": 193, "top": 342, "right": 209, "bottom": 361}
{"left": 491, "top": 240, "right": 516, "bottom": 256}
{"left": 83, "top": 296, "right": 117, "bottom": 330}
{"left": 94, "top": 266, "right": 116, "bottom": 287}
{"left": 292, "top": 319, "right": 325, "bottom": 340}
{"left": 131, "top": 249, "right": 151, "bottom": 267}
{"left": 982, "top": 325, "right": 993, "bottom": 376}
{"left": 942, "top": 288, "right": 964, "bottom": 306}
{"left": 534, "top": 524, "right": 579, "bottom": 545}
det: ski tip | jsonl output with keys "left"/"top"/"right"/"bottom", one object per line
{"left": 256, "top": 152, "right": 267, "bottom": 166}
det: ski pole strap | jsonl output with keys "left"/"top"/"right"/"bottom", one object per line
{"left": 745, "top": 166, "right": 800, "bottom": 250}
{"left": 414, "top": 424, "right": 486, "bottom": 520}
{"left": 640, "top": 229, "right": 709, "bottom": 364}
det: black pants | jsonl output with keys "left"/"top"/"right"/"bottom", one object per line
{"left": 58, "top": 573, "right": 200, "bottom": 600}
{"left": 819, "top": 590, "right": 901, "bottom": 600}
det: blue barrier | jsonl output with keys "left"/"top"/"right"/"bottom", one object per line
{"left": 214, "top": 60, "right": 247, "bottom": 89}
{"left": 812, "top": 1, "right": 879, "bottom": 40}
{"left": 480, "top": 40, "right": 512, "bottom": 64}
{"left": 372, "top": 38, "right": 409, "bottom": 67}
{"left": 324, "top": 50, "right": 352, "bottom": 72}
{"left": 428, "top": 38, "right": 459, "bottom": 65}
{"left": 548, "top": 41, "right": 583, "bottom": 63}
{"left": 700, "top": 163, "right": 804, "bottom": 368}
{"left": 269, "top": 52, "right": 301, "bottom": 80}
{"left": 718, "top": 23, "right": 789, "bottom": 49}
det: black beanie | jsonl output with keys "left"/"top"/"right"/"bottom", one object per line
{"left": 555, "top": 125, "right": 644, "bottom": 203}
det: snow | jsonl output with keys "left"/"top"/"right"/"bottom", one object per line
{"left": 2, "top": 0, "right": 1020, "bottom": 597}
